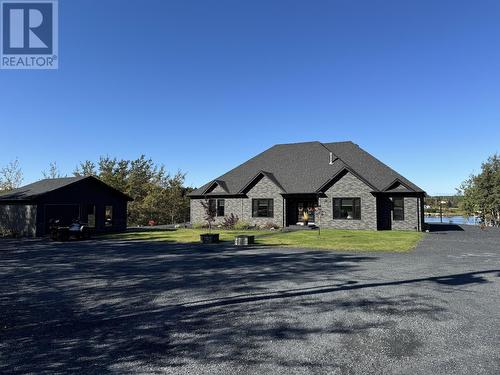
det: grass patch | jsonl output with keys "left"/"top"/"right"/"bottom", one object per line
{"left": 107, "top": 229, "right": 267, "bottom": 244}
{"left": 107, "top": 228, "right": 423, "bottom": 252}
{"left": 259, "top": 229, "right": 423, "bottom": 252}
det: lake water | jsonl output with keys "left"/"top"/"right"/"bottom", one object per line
{"left": 424, "top": 216, "right": 478, "bottom": 225}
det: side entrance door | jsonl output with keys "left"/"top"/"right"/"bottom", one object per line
{"left": 377, "top": 197, "right": 392, "bottom": 230}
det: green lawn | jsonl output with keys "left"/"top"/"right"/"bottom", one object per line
{"left": 107, "top": 228, "right": 423, "bottom": 252}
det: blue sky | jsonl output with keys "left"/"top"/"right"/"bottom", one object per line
{"left": 1, "top": 0, "right": 499, "bottom": 195}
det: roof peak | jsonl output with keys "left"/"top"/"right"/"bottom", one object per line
{"left": 273, "top": 140, "right": 355, "bottom": 147}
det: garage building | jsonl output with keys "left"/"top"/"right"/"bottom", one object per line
{"left": 0, "top": 176, "right": 132, "bottom": 237}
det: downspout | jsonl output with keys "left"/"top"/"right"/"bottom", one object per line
{"left": 282, "top": 196, "right": 286, "bottom": 229}
{"left": 417, "top": 197, "right": 420, "bottom": 232}
{"left": 421, "top": 196, "right": 424, "bottom": 230}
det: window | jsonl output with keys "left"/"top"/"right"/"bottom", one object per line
{"left": 333, "top": 198, "right": 361, "bottom": 220}
{"left": 208, "top": 199, "right": 225, "bottom": 217}
{"left": 105, "top": 206, "right": 113, "bottom": 227}
{"left": 87, "top": 204, "right": 96, "bottom": 228}
{"left": 393, "top": 197, "right": 404, "bottom": 221}
{"left": 208, "top": 199, "right": 216, "bottom": 215}
{"left": 217, "top": 199, "right": 225, "bottom": 217}
{"left": 252, "top": 199, "right": 274, "bottom": 218}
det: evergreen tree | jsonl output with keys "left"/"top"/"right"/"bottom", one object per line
{"left": 459, "top": 154, "right": 500, "bottom": 226}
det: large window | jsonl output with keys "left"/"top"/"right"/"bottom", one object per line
{"left": 393, "top": 197, "right": 404, "bottom": 221}
{"left": 252, "top": 199, "right": 274, "bottom": 218}
{"left": 333, "top": 198, "right": 361, "bottom": 220}
{"left": 208, "top": 199, "right": 225, "bottom": 217}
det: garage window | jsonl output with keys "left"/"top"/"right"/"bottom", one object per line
{"left": 105, "top": 206, "right": 113, "bottom": 227}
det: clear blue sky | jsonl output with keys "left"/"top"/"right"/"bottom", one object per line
{"left": 1, "top": 0, "right": 499, "bottom": 195}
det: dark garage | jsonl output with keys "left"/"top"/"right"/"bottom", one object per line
{"left": 0, "top": 176, "right": 132, "bottom": 237}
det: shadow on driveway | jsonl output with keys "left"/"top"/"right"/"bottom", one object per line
{"left": 0, "top": 238, "right": 498, "bottom": 373}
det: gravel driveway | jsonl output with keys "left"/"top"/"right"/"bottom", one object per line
{"left": 0, "top": 225, "right": 499, "bottom": 374}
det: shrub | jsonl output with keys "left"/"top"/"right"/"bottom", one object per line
{"left": 263, "top": 222, "right": 281, "bottom": 230}
{"left": 192, "top": 222, "right": 208, "bottom": 229}
{"left": 222, "top": 214, "right": 239, "bottom": 229}
{"left": 200, "top": 198, "right": 216, "bottom": 232}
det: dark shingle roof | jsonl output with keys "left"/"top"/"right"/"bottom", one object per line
{"left": 190, "top": 141, "right": 424, "bottom": 196}
{"left": 0, "top": 176, "right": 132, "bottom": 201}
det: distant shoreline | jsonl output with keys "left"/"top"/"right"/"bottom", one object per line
{"left": 424, "top": 212, "right": 469, "bottom": 218}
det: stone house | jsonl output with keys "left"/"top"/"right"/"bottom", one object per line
{"left": 189, "top": 141, "right": 426, "bottom": 231}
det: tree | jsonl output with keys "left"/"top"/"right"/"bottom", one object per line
{"left": 42, "top": 161, "right": 64, "bottom": 179}
{"left": 0, "top": 158, "right": 23, "bottom": 191}
{"left": 200, "top": 198, "right": 216, "bottom": 232}
{"left": 458, "top": 154, "right": 500, "bottom": 226}
{"left": 74, "top": 160, "right": 97, "bottom": 177}
{"left": 72, "top": 155, "right": 192, "bottom": 226}
{"left": 165, "top": 171, "right": 187, "bottom": 224}
{"left": 98, "top": 156, "right": 130, "bottom": 194}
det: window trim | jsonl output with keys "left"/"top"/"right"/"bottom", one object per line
{"left": 393, "top": 197, "right": 405, "bottom": 221}
{"left": 333, "top": 197, "right": 361, "bottom": 220}
{"left": 252, "top": 198, "right": 274, "bottom": 218}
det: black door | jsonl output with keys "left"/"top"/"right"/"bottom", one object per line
{"left": 377, "top": 197, "right": 392, "bottom": 230}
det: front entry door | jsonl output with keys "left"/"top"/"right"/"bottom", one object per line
{"left": 297, "top": 202, "right": 316, "bottom": 224}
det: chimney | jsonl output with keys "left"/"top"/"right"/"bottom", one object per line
{"left": 329, "top": 152, "right": 334, "bottom": 165}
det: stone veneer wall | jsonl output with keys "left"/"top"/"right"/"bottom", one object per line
{"left": 190, "top": 176, "right": 284, "bottom": 227}
{"left": 390, "top": 197, "right": 420, "bottom": 231}
{"left": 319, "top": 172, "right": 378, "bottom": 230}
{"left": 191, "top": 173, "right": 422, "bottom": 231}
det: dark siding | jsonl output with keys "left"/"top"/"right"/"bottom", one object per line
{"left": 34, "top": 178, "right": 129, "bottom": 236}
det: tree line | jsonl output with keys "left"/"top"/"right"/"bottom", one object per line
{"left": 425, "top": 195, "right": 464, "bottom": 209}
{"left": 458, "top": 154, "right": 500, "bottom": 226}
{"left": 3, "top": 153, "right": 499, "bottom": 227}
{"left": 0, "top": 156, "right": 193, "bottom": 226}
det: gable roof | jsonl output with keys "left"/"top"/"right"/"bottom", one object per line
{"left": 239, "top": 171, "right": 286, "bottom": 194}
{"left": 201, "top": 179, "right": 230, "bottom": 195}
{"left": 381, "top": 179, "right": 417, "bottom": 193}
{"left": 189, "top": 141, "right": 425, "bottom": 196}
{"left": 0, "top": 176, "right": 133, "bottom": 202}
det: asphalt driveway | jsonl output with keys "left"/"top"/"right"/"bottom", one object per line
{"left": 0, "top": 225, "right": 499, "bottom": 374}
